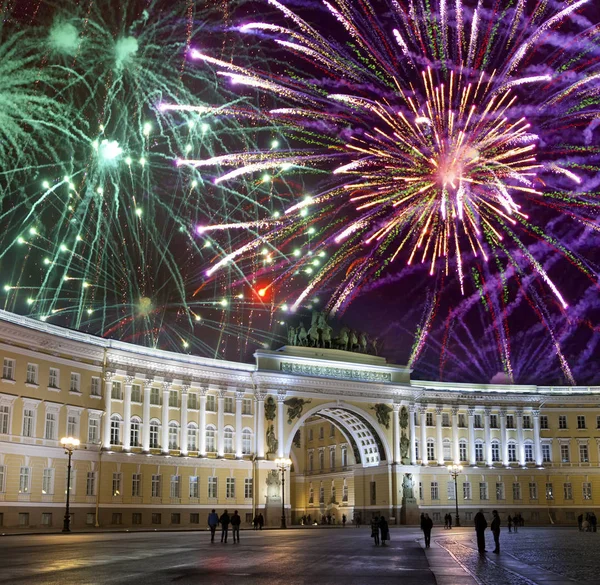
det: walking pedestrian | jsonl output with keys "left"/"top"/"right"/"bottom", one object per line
{"left": 379, "top": 516, "right": 390, "bottom": 546}
{"left": 253, "top": 515, "right": 259, "bottom": 530}
{"left": 220, "top": 509, "right": 231, "bottom": 543}
{"left": 577, "top": 513, "right": 583, "bottom": 532}
{"left": 444, "top": 513, "right": 449, "bottom": 530}
{"left": 590, "top": 512, "right": 597, "bottom": 533}
{"left": 448, "top": 513, "right": 452, "bottom": 530}
{"left": 258, "top": 513, "right": 264, "bottom": 530}
{"left": 507, "top": 515, "right": 513, "bottom": 533}
{"left": 371, "top": 515, "right": 380, "bottom": 545}
{"left": 423, "top": 514, "right": 433, "bottom": 548}
{"left": 342, "top": 514, "right": 347, "bottom": 528}
{"left": 474, "top": 509, "right": 488, "bottom": 554}
{"left": 491, "top": 510, "right": 501, "bottom": 554}
{"left": 208, "top": 509, "right": 219, "bottom": 543}
{"left": 231, "top": 509, "right": 241, "bottom": 543}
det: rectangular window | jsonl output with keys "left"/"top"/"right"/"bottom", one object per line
{"left": 171, "top": 513, "right": 180, "bottom": 525}
{"left": 579, "top": 443, "right": 589, "bottom": 463}
{"left": 67, "top": 415, "right": 77, "bottom": 438}
{"left": 88, "top": 418, "right": 99, "bottom": 444}
{"left": 577, "top": 415, "right": 586, "bottom": 429}
{"left": 131, "top": 384, "right": 141, "bottom": 403}
{"left": 523, "top": 415, "right": 531, "bottom": 429}
{"left": 19, "top": 467, "right": 30, "bottom": 493}
{"left": 442, "top": 413, "right": 450, "bottom": 427}
{"left": 506, "top": 415, "right": 514, "bottom": 429}
{"left": 45, "top": 412, "right": 56, "bottom": 440}
{"left": 542, "top": 444, "right": 551, "bottom": 463}
{"left": 320, "top": 485, "right": 325, "bottom": 504}
{"left": 0, "top": 465, "right": 5, "bottom": 492}
{"left": 112, "top": 513, "right": 122, "bottom": 525}
{"left": 244, "top": 478, "right": 253, "bottom": 499}
{"left": 496, "top": 482, "right": 505, "bottom": 500}
{"left": 490, "top": 414, "right": 498, "bottom": 428}
{"left": 150, "top": 387, "right": 161, "bottom": 405}
{"left": 427, "top": 441, "right": 435, "bottom": 461}
{"left": 330, "top": 423, "right": 336, "bottom": 437}
{"left": 508, "top": 443, "right": 517, "bottom": 462}
{"left": 2, "top": 358, "right": 15, "bottom": 380}
{"left": 583, "top": 482, "right": 592, "bottom": 500}
{"left": 319, "top": 426, "right": 324, "bottom": 439}
{"left": 22, "top": 409, "right": 35, "bottom": 438}
{"left": 190, "top": 513, "right": 199, "bottom": 525}
{"left": 447, "top": 481, "right": 455, "bottom": 500}
{"left": 91, "top": 377, "right": 100, "bottom": 396}
{"left": 188, "top": 393, "right": 198, "bottom": 410}
{"left": 343, "top": 483, "right": 348, "bottom": 502}
{"left": 463, "top": 482, "right": 472, "bottom": 500}
{"left": 430, "top": 482, "right": 439, "bottom": 500}
{"left": 524, "top": 443, "right": 534, "bottom": 463}
{"left": 242, "top": 398, "right": 252, "bottom": 415}
{"left": 111, "top": 381, "right": 122, "bottom": 400}
{"left": 169, "top": 390, "right": 178, "bottom": 408}
{"left": 370, "top": 481, "right": 376, "bottom": 505}
{"left": 226, "top": 477, "right": 235, "bottom": 499}
{"left": 112, "top": 473, "right": 122, "bottom": 497}
{"left": 70, "top": 373, "right": 81, "bottom": 393}
{"left": 479, "top": 482, "right": 488, "bottom": 500}
{"left": 545, "top": 482, "right": 554, "bottom": 500}
{"left": 0, "top": 405, "right": 9, "bottom": 434}
{"left": 513, "top": 482, "right": 521, "bottom": 500}
{"left": 41, "top": 513, "right": 52, "bottom": 526}
{"left": 561, "top": 443, "right": 570, "bottom": 463}
{"left": 309, "top": 486, "right": 314, "bottom": 504}
{"left": 152, "top": 513, "right": 161, "bottom": 525}
{"left": 206, "top": 395, "right": 216, "bottom": 412}
{"left": 208, "top": 476, "right": 217, "bottom": 499}
{"left": 19, "top": 513, "right": 29, "bottom": 527}
{"left": 132, "top": 473, "right": 141, "bottom": 497}
{"left": 49, "top": 367, "right": 59, "bottom": 388}
{"left": 86, "top": 513, "right": 95, "bottom": 525}
{"left": 224, "top": 397, "right": 234, "bottom": 413}
{"left": 475, "top": 443, "right": 484, "bottom": 462}
{"left": 426, "top": 412, "right": 433, "bottom": 426}
{"left": 26, "top": 363, "right": 38, "bottom": 385}
{"left": 492, "top": 442, "right": 500, "bottom": 462}
{"left": 86, "top": 472, "right": 96, "bottom": 496}
{"left": 540, "top": 415, "right": 548, "bottom": 429}
{"left": 459, "top": 442, "right": 467, "bottom": 461}
{"left": 308, "top": 428, "right": 313, "bottom": 441}
{"left": 42, "top": 468, "right": 54, "bottom": 495}
{"left": 563, "top": 482, "right": 573, "bottom": 500}
{"left": 170, "top": 475, "right": 181, "bottom": 498}
{"left": 529, "top": 482, "right": 538, "bottom": 500}
{"left": 474, "top": 414, "right": 483, "bottom": 428}
{"left": 458, "top": 414, "right": 466, "bottom": 427}
{"left": 189, "top": 476, "right": 199, "bottom": 499}
{"left": 559, "top": 415, "right": 567, "bottom": 429}
{"left": 151, "top": 474, "right": 162, "bottom": 498}
{"left": 132, "top": 513, "right": 142, "bottom": 525}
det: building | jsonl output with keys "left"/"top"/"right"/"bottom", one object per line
{"left": 0, "top": 309, "right": 598, "bottom": 529}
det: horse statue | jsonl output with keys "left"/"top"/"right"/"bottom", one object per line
{"left": 349, "top": 329, "right": 358, "bottom": 351}
{"left": 321, "top": 323, "right": 333, "bottom": 348}
{"left": 307, "top": 323, "right": 320, "bottom": 347}
{"left": 297, "top": 322, "right": 308, "bottom": 346}
{"left": 358, "top": 332, "right": 368, "bottom": 353}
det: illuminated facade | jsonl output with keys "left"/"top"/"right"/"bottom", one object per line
{"left": 0, "top": 309, "right": 598, "bottom": 529}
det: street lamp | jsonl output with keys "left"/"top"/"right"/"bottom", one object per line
{"left": 61, "top": 437, "right": 80, "bottom": 533}
{"left": 448, "top": 464, "right": 463, "bottom": 527}
{"left": 274, "top": 457, "right": 292, "bottom": 528}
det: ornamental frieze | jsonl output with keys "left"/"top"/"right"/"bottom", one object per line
{"left": 280, "top": 361, "right": 392, "bottom": 383}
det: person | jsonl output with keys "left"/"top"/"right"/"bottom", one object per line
{"left": 342, "top": 514, "right": 347, "bottom": 527}
{"left": 491, "top": 510, "right": 501, "bottom": 554}
{"left": 379, "top": 516, "right": 390, "bottom": 546}
{"left": 258, "top": 513, "right": 264, "bottom": 530}
{"left": 220, "top": 509, "right": 231, "bottom": 543}
{"left": 474, "top": 509, "right": 488, "bottom": 554}
{"left": 513, "top": 512, "right": 518, "bottom": 533}
{"left": 208, "top": 509, "right": 219, "bottom": 543}
{"left": 423, "top": 514, "right": 433, "bottom": 548}
{"left": 507, "top": 515, "right": 513, "bottom": 533}
{"left": 444, "top": 513, "right": 449, "bottom": 530}
{"left": 231, "top": 510, "right": 241, "bottom": 543}
{"left": 590, "top": 512, "right": 597, "bottom": 533}
{"left": 577, "top": 513, "right": 583, "bottom": 532}
{"left": 355, "top": 514, "right": 361, "bottom": 528}
{"left": 371, "top": 515, "right": 380, "bottom": 546}
{"left": 448, "top": 514, "right": 452, "bottom": 530}
{"left": 252, "top": 515, "right": 259, "bottom": 530}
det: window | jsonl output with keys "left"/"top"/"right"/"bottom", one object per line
{"left": 26, "top": 364, "right": 38, "bottom": 385}
{"left": 91, "top": 377, "right": 100, "bottom": 396}
{"left": 506, "top": 415, "right": 514, "bottom": 429}
{"left": 151, "top": 475, "right": 161, "bottom": 498}
{"left": 463, "top": 482, "right": 472, "bottom": 500}
{"left": 41, "top": 513, "right": 52, "bottom": 526}
{"left": 577, "top": 415, "right": 586, "bottom": 429}
{"left": 84, "top": 471, "right": 96, "bottom": 497}
{"left": 442, "top": 413, "right": 450, "bottom": 427}
{"left": 523, "top": 415, "right": 531, "bottom": 429}
{"left": 491, "top": 441, "right": 500, "bottom": 462}
{"left": 330, "top": 448, "right": 336, "bottom": 470}
{"left": 19, "top": 467, "right": 30, "bottom": 493}
{"left": 308, "top": 428, "right": 313, "bottom": 441}
{"left": 430, "top": 482, "right": 439, "bottom": 500}
{"left": 110, "top": 415, "right": 121, "bottom": 445}
{"left": 479, "top": 482, "right": 488, "bottom": 500}
{"left": 131, "top": 384, "right": 141, "bottom": 403}
{"left": 171, "top": 513, "right": 180, "bottom": 525}
{"left": 563, "top": 482, "right": 573, "bottom": 500}
{"left": 112, "top": 513, "right": 122, "bottom": 525}
{"left": 597, "top": 415, "right": 600, "bottom": 429}
{"left": 475, "top": 442, "right": 484, "bottom": 462}
{"left": 331, "top": 483, "right": 336, "bottom": 503}
{"left": 308, "top": 452, "right": 314, "bottom": 472}
{"left": 19, "top": 513, "right": 29, "bottom": 527}
{"left": 319, "top": 450, "right": 325, "bottom": 470}
{"left": 426, "top": 412, "right": 433, "bottom": 426}
{"left": 244, "top": 478, "right": 253, "bottom": 499}
{"left": 224, "top": 397, "right": 234, "bottom": 413}
{"left": 168, "top": 422, "right": 179, "bottom": 450}
{"left": 88, "top": 418, "right": 99, "bottom": 444}
{"left": 206, "top": 425, "right": 216, "bottom": 452}
{"left": 513, "top": 482, "right": 521, "bottom": 500}
{"left": 560, "top": 443, "right": 570, "bottom": 463}
{"left": 170, "top": 475, "right": 181, "bottom": 498}
{"left": 130, "top": 418, "right": 140, "bottom": 447}
{"left": 524, "top": 443, "right": 534, "bottom": 463}
{"left": 370, "top": 481, "right": 377, "bottom": 505}
{"left": 309, "top": 485, "right": 314, "bottom": 504}
{"left": 45, "top": 412, "right": 57, "bottom": 440}
{"left": 490, "top": 414, "right": 498, "bottom": 428}
{"left": 579, "top": 443, "right": 589, "bottom": 463}
{"left": 459, "top": 441, "right": 467, "bottom": 461}
{"left": 419, "top": 482, "right": 423, "bottom": 500}
{"left": 188, "top": 393, "right": 198, "bottom": 410}
{"left": 67, "top": 415, "right": 77, "bottom": 438}
{"left": 206, "top": 394, "right": 216, "bottom": 412}
{"left": 540, "top": 415, "right": 548, "bottom": 429}
{"left": 112, "top": 473, "right": 122, "bottom": 497}
{"left": 559, "top": 415, "right": 567, "bottom": 429}
{"left": 49, "top": 368, "right": 59, "bottom": 389}
{"left": 189, "top": 476, "right": 199, "bottom": 498}
{"left": 150, "top": 421, "right": 160, "bottom": 449}
{"left": 529, "top": 482, "right": 538, "bottom": 500}
{"left": 190, "top": 513, "right": 199, "bottom": 525}
{"left": 474, "top": 414, "right": 482, "bottom": 428}
{"left": 508, "top": 442, "right": 517, "bottom": 462}
{"left": 443, "top": 439, "right": 451, "bottom": 461}
{"left": 132, "top": 473, "right": 141, "bottom": 497}
{"left": 496, "top": 482, "right": 505, "bottom": 500}
{"left": 458, "top": 414, "right": 466, "bottom": 427}
{"left": 22, "top": 409, "right": 35, "bottom": 438}
{"left": 150, "top": 387, "right": 161, "bottom": 405}
{"left": 224, "top": 427, "right": 234, "bottom": 454}
{"left": 169, "top": 390, "right": 178, "bottom": 408}
{"left": 208, "top": 476, "right": 217, "bottom": 499}
{"left": 152, "top": 513, "right": 161, "bottom": 525}
{"left": 341, "top": 447, "right": 348, "bottom": 467}
{"left": 0, "top": 405, "right": 9, "bottom": 435}
{"left": 343, "top": 481, "right": 348, "bottom": 502}
{"left": 70, "top": 373, "right": 81, "bottom": 393}
{"left": 542, "top": 443, "right": 551, "bottom": 463}
{"left": 242, "top": 398, "right": 252, "bottom": 415}
{"left": 583, "top": 482, "right": 592, "bottom": 500}
{"left": 2, "top": 358, "right": 15, "bottom": 380}
{"left": 132, "top": 513, "right": 142, "bottom": 525}
{"left": 42, "top": 468, "right": 54, "bottom": 495}
{"left": 63, "top": 467, "right": 74, "bottom": 494}
{"left": 319, "top": 426, "right": 324, "bottom": 439}
{"left": 545, "top": 482, "right": 554, "bottom": 500}
{"left": 242, "top": 429, "right": 252, "bottom": 454}
{"left": 447, "top": 481, "right": 455, "bottom": 500}
{"left": 426, "top": 439, "right": 435, "bottom": 461}
{"left": 188, "top": 424, "right": 198, "bottom": 451}
{"left": 320, "top": 484, "right": 325, "bottom": 504}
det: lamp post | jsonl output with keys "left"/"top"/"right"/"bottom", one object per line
{"left": 61, "top": 437, "right": 80, "bottom": 533}
{"left": 448, "top": 464, "right": 463, "bottom": 527}
{"left": 274, "top": 457, "right": 292, "bottom": 528}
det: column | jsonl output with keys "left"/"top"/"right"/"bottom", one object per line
{"left": 516, "top": 409, "right": 525, "bottom": 466}
{"left": 484, "top": 408, "right": 492, "bottom": 466}
{"left": 420, "top": 406, "right": 428, "bottom": 465}
{"left": 142, "top": 382, "right": 152, "bottom": 452}
{"left": 277, "top": 392, "right": 286, "bottom": 458}
{"left": 217, "top": 389, "right": 225, "bottom": 458}
{"left": 436, "top": 407, "right": 444, "bottom": 465}
{"left": 122, "top": 377, "right": 133, "bottom": 451}
{"left": 532, "top": 409, "right": 542, "bottom": 467}
{"left": 180, "top": 386, "right": 189, "bottom": 456}
{"left": 409, "top": 405, "right": 417, "bottom": 465}
{"left": 199, "top": 389, "right": 207, "bottom": 457}
{"left": 235, "top": 391, "right": 244, "bottom": 459}
{"left": 393, "top": 403, "right": 401, "bottom": 464}
{"left": 102, "top": 372, "right": 114, "bottom": 450}
{"left": 161, "top": 382, "right": 170, "bottom": 454}
{"left": 500, "top": 408, "right": 508, "bottom": 467}
{"left": 256, "top": 391, "right": 266, "bottom": 459}
{"left": 451, "top": 407, "right": 460, "bottom": 464}
{"left": 467, "top": 407, "right": 476, "bottom": 465}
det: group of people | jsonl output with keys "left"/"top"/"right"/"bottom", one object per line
{"left": 443, "top": 513, "right": 454, "bottom": 529}
{"left": 370, "top": 515, "right": 390, "bottom": 545}
{"left": 252, "top": 513, "right": 265, "bottom": 530}
{"left": 507, "top": 513, "right": 524, "bottom": 532}
{"left": 578, "top": 512, "right": 597, "bottom": 532}
{"left": 475, "top": 509, "right": 501, "bottom": 554}
{"left": 207, "top": 509, "right": 242, "bottom": 543}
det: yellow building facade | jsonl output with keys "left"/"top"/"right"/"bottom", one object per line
{"left": 0, "top": 309, "right": 598, "bottom": 529}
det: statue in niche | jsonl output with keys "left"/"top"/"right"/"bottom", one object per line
{"left": 285, "top": 397, "right": 312, "bottom": 424}
{"left": 371, "top": 403, "right": 392, "bottom": 429}
{"left": 266, "top": 469, "right": 281, "bottom": 499}
{"left": 287, "top": 326, "right": 296, "bottom": 346}
{"left": 264, "top": 396, "right": 276, "bottom": 421}
{"left": 400, "top": 432, "right": 410, "bottom": 460}
{"left": 266, "top": 424, "right": 278, "bottom": 455}
{"left": 403, "top": 473, "right": 414, "bottom": 499}
{"left": 399, "top": 406, "right": 409, "bottom": 429}
{"left": 292, "top": 430, "right": 301, "bottom": 449}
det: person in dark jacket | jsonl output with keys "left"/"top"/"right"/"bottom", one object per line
{"left": 491, "top": 510, "right": 501, "bottom": 554}
{"left": 258, "top": 513, "right": 264, "bottom": 530}
{"left": 220, "top": 509, "right": 231, "bottom": 543}
{"left": 371, "top": 515, "right": 380, "bottom": 545}
{"left": 507, "top": 515, "right": 513, "bottom": 533}
{"left": 474, "top": 509, "right": 488, "bottom": 553}
{"left": 231, "top": 510, "right": 241, "bottom": 543}
{"left": 379, "top": 516, "right": 390, "bottom": 546}
{"left": 448, "top": 513, "right": 452, "bottom": 529}
{"left": 577, "top": 513, "right": 583, "bottom": 532}
{"left": 207, "top": 509, "right": 219, "bottom": 543}
{"left": 422, "top": 514, "right": 433, "bottom": 548}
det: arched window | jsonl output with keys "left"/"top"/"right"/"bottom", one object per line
{"left": 459, "top": 439, "right": 468, "bottom": 461}
{"left": 224, "top": 426, "right": 234, "bottom": 454}
{"left": 491, "top": 439, "right": 500, "bottom": 462}
{"left": 168, "top": 421, "right": 179, "bottom": 450}
{"left": 342, "top": 478, "right": 348, "bottom": 502}
{"left": 130, "top": 416, "right": 141, "bottom": 447}
{"left": 319, "top": 450, "right": 325, "bottom": 470}
{"left": 242, "top": 428, "right": 252, "bottom": 455}
{"left": 308, "top": 451, "right": 314, "bottom": 472}
{"left": 206, "top": 425, "right": 216, "bottom": 452}
{"left": 149, "top": 419, "right": 160, "bottom": 449}
{"left": 524, "top": 440, "right": 534, "bottom": 463}
{"left": 187, "top": 422, "right": 198, "bottom": 451}
{"left": 443, "top": 438, "right": 452, "bottom": 461}
{"left": 508, "top": 440, "right": 517, "bottom": 463}
{"left": 426, "top": 438, "right": 435, "bottom": 461}
{"left": 110, "top": 414, "right": 121, "bottom": 445}
{"left": 475, "top": 439, "right": 484, "bottom": 462}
